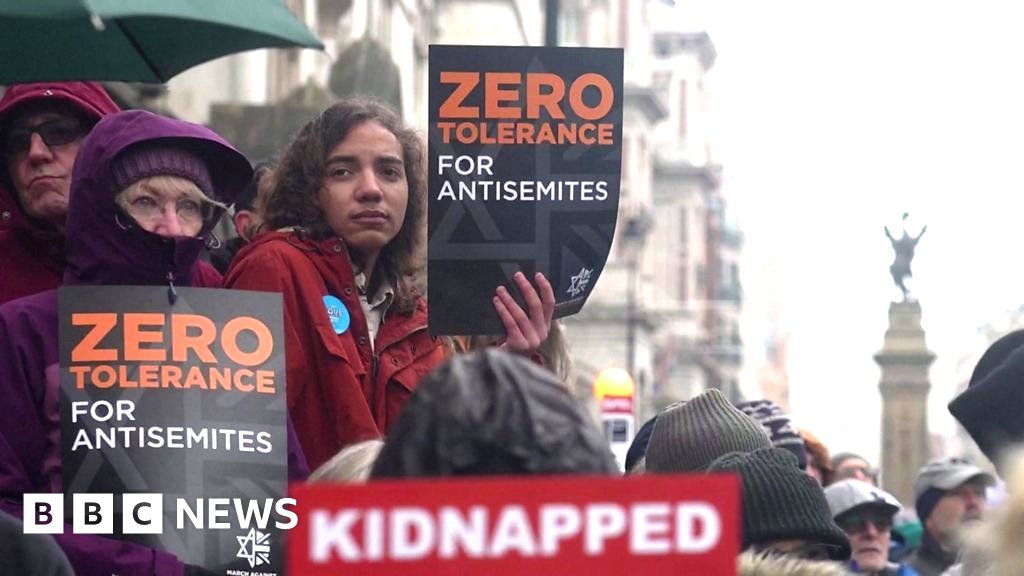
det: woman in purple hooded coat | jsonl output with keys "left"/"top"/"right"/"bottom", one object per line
{"left": 0, "top": 110, "right": 307, "bottom": 576}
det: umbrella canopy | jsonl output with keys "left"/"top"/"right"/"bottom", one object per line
{"left": 0, "top": 0, "right": 323, "bottom": 84}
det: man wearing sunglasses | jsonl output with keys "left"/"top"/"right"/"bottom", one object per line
{"left": 825, "top": 479, "right": 919, "bottom": 575}
{"left": 0, "top": 82, "right": 120, "bottom": 304}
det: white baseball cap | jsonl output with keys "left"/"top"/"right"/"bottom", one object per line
{"left": 824, "top": 479, "right": 901, "bottom": 520}
{"left": 913, "top": 456, "right": 995, "bottom": 501}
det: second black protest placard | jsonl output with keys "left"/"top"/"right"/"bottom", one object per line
{"left": 428, "top": 45, "right": 624, "bottom": 335}
{"left": 59, "top": 286, "right": 289, "bottom": 575}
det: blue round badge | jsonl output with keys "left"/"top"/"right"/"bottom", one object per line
{"left": 322, "top": 295, "right": 350, "bottom": 334}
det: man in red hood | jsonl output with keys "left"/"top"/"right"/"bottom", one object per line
{"left": 0, "top": 82, "right": 121, "bottom": 304}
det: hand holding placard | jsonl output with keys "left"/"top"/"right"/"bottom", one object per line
{"left": 494, "top": 272, "right": 555, "bottom": 354}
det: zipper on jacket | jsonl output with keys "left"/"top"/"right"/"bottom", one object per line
{"left": 166, "top": 271, "right": 178, "bottom": 305}
{"left": 372, "top": 354, "right": 379, "bottom": 382}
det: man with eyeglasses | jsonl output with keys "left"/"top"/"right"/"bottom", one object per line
{"left": 831, "top": 452, "right": 879, "bottom": 485}
{"left": 905, "top": 457, "right": 994, "bottom": 576}
{"left": 825, "top": 479, "right": 919, "bottom": 575}
{"left": 0, "top": 82, "right": 120, "bottom": 304}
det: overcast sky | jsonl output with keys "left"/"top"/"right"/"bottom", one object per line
{"left": 681, "top": 1, "right": 1024, "bottom": 462}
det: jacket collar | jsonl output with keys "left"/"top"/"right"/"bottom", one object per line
{"left": 245, "top": 230, "right": 430, "bottom": 349}
{"left": 918, "top": 530, "right": 959, "bottom": 567}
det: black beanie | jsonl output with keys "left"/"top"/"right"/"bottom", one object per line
{"left": 645, "top": 389, "right": 772, "bottom": 473}
{"left": 915, "top": 487, "right": 945, "bottom": 524}
{"left": 625, "top": 414, "right": 658, "bottom": 472}
{"left": 709, "top": 448, "right": 851, "bottom": 561}
{"left": 949, "top": 329, "right": 1024, "bottom": 467}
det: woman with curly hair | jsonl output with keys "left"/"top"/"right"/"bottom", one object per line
{"left": 225, "top": 99, "right": 554, "bottom": 469}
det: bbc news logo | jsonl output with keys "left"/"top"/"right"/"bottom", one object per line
{"left": 23, "top": 494, "right": 297, "bottom": 534}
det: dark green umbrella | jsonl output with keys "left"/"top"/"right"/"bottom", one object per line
{"left": 0, "top": 0, "right": 323, "bottom": 84}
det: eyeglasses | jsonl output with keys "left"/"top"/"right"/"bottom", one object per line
{"left": 120, "top": 194, "right": 218, "bottom": 227}
{"left": 753, "top": 541, "right": 842, "bottom": 562}
{"left": 4, "top": 117, "right": 85, "bottom": 157}
{"left": 837, "top": 511, "right": 892, "bottom": 535}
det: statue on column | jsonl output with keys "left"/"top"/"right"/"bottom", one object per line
{"left": 885, "top": 213, "right": 927, "bottom": 301}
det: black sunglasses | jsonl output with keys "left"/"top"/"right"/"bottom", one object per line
{"left": 5, "top": 117, "right": 85, "bottom": 157}
{"left": 838, "top": 511, "right": 893, "bottom": 535}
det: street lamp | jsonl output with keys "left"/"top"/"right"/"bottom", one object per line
{"left": 621, "top": 211, "right": 653, "bottom": 388}
{"left": 544, "top": 0, "right": 561, "bottom": 46}
{"left": 593, "top": 367, "right": 637, "bottom": 471}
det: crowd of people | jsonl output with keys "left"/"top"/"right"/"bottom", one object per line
{"left": 0, "top": 81, "right": 1023, "bottom": 576}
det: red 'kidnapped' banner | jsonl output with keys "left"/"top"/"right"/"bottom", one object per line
{"left": 289, "top": 474, "right": 739, "bottom": 575}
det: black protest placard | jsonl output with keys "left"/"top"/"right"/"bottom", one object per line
{"left": 427, "top": 45, "right": 624, "bottom": 335}
{"left": 59, "top": 286, "right": 289, "bottom": 575}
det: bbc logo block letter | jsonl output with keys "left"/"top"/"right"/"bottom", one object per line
{"left": 73, "top": 493, "right": 114, "bottom": 534}
{"left": 24, "top": 494, "right": 63, "bottom": 534}
{"left": 123, "top": 494, "right": 163, "bottom": 534}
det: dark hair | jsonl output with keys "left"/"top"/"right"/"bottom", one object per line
{"left": 800, "top": 429, "right": 834, "bottom": 486}
{"left": 236, "top": 158, "right": 277, "bottom": 212}
{"left": 262, "top": 98, "right": 426, "bottom": 312}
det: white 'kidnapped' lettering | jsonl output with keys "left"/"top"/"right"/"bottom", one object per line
{"left": 309, "top": 502, "right": 721, "bottom": 562}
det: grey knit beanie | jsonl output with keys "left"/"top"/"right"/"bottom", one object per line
{"left": 645, "top": 388, "right": 772, "bottom": 473}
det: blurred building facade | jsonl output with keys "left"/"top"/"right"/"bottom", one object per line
{"left": 756, "top": 333, "right": 791, "bottom": 411}
{"left": 159, "top": 0, "right": 746, "bottom": 419}
{"left": 557, "top": 0, "right": 663, "bottom": 417}
{"left": 164, "top": 0, "right": 430, "bottom": 155}
{"left": 646, "top": 15, "right": 745, "bottom": 409}
{"left": 747, "top": 259, "right": 791, "bottom": 411}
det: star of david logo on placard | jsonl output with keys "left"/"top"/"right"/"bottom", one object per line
{"left": 236, "top": 527, "right": 271, "bottom": 568}
{"left": 567, "top": 267, "right": 593, "bottom": 297}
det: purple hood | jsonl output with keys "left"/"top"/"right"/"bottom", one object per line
{"left": 64, "top": 110, "right": 252, "bottom": 287}
{"left": 0, "top": 113, "right": 302, "bottom": 575}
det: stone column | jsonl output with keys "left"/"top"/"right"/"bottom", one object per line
{"left": 874, "top": 301, "right": 934, "bottom": 506}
